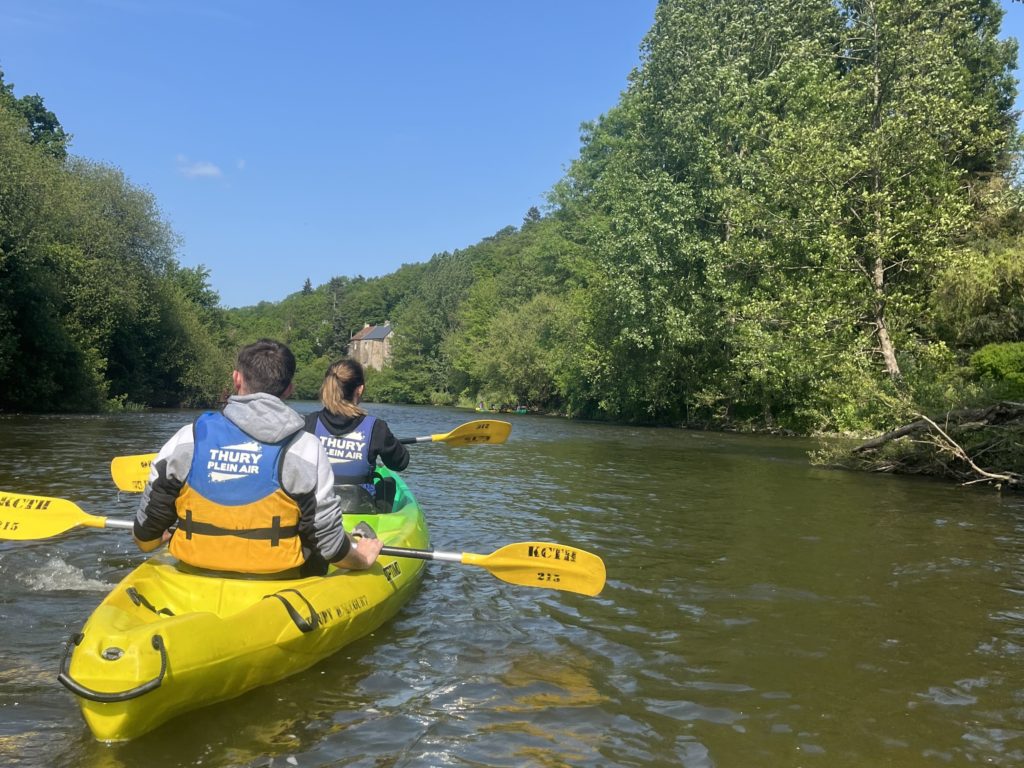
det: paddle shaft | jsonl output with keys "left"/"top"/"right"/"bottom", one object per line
{"left": 381, "top": 545, "right": 461, "bottom": 562}
{"left": 1, "top": 490, "right": 603, "bottom": 595}
{"left": 380, "top": 541, "right": 606, "bottom": 596}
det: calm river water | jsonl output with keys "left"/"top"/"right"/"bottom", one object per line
{"left": 0, "top": 403, "right": 1021, "bottom": 767}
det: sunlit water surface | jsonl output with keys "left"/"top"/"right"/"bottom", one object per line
{"left": 0, "top": 404, "right": 1021, "bottom": 767}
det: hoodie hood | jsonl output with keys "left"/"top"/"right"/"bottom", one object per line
{"left": 222, "top": 393, "right": 305, "bottom": 444}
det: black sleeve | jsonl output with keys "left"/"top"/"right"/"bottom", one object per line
{"left": 302, "top": 411, "right": 320, "bottom": 433}
{"left": 292, "top": 481, "right": 353, "bottom": 565}
{"left": 133, "top": 458, "right": 183, "bottom": 541}
{"left": 371, "top": 419, "right": 410, "bottom": 471}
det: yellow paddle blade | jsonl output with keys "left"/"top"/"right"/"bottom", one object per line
{"left": 432, "top": 419, "right": 512, "bottom": 446}
{"left": 110, "top": 453, "right": 157, "bottom": 493}
{"left": 463, "top": 541, "right": 607, "bottom": 596}
{"left": 0, "top": 492, "right": 131, "bottom": 540}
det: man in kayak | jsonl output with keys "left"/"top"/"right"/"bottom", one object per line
{"left": 304, "top": 357, "right": 409, "bottom": 513}
{"left": 132, "top": 338, "right": 383, "bottom": 576}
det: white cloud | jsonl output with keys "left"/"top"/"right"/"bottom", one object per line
{"left": 176, "top": 154, "right": 223, "bottom": 179}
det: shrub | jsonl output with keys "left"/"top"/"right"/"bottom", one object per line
{"left": 970, "top": 342, "right": 1024, "bottom": 399}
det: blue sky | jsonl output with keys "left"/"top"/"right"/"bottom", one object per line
{"left": 0, "top": 1, "right": 658, "bottom": 307}
{"left": 1, "top": 1, "right": 1021, "bottom": 308}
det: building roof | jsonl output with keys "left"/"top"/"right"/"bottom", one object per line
{"left": 352, "top": 324, "right": 393, "bottom": 342}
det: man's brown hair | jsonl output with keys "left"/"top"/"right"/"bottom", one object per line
{"left": 235, "top": 338, "right": 296, "bottom": 397}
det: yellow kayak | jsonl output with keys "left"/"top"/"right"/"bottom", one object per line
{"left": 58, "top": 469, "right": 428, "bottom": 742}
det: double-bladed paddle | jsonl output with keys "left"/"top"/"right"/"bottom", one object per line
{"left": 0, "top": 492, "right": 135, "bottom": 539}
{"left": 109, "top": 419, "right": 513, "bottom": 493}
{"left": 0, "top": 492, "right": 605, "bottom": 596}
{"left": 378, "top": 541, "right": 606, "bottom": 596}
{"left": 398, "top": 419, "right": 511, "bottom": 446}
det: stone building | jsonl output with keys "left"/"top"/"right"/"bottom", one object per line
{"left": 348, "top": 322, "right": 393, "bottom": 371}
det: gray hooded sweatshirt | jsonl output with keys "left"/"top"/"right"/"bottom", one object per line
{"left": 134, "top": 393, "right": 350, "bottom": 566}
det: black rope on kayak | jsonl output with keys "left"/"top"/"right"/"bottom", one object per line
{"left": 126, "top": 587, "right": 175, "bottom": 616}
{"left": 263, "top": 588, "right": 319, "bottom": 633}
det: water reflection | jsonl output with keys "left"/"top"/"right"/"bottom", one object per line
{"left": 1, "top": 406, "right": 1022, "bottom": 766}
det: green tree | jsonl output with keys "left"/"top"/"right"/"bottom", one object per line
{"left": 0, "top": 78, "right": 230, "bottom": 412}
{"left": 831, "top": 0, "right": 1017, "bottom": 380}
{"left": 0, "top": 68, "right": 69, "bottom": 160}
{"left": 551, "top": 0, "right": 1018, "bottom": 430}
{"left": 933, "top": 240, "right": 1024, "bottom": 350}
{"left": 522, "top": 206, "right": 542, "bottom": 227}
{"left": 0, "top": 104, "right": 101, "bottom": 410}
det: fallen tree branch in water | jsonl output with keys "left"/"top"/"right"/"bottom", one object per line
{"left": 820, "top": 402, "right": 1024, "bottom": 491}
{"left": 913, "top": 413, "right": 1020, "bottom": 487}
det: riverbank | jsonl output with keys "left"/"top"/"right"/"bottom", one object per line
{"left": 809, "top": 401, "right": 1024, "bottom": 492}
{"left": 453, "top": 397, "right": 1024, "bottom": 493}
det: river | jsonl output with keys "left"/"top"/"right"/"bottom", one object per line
{"left": 0, "top": 403, "right": 1021, "bottom": 767}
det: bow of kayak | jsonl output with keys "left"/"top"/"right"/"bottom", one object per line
{"left": 59, "top": 469, "right": 428, "bottom": 742}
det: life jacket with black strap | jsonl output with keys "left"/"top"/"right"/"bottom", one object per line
{"left": 311, "top": 411, "right": 380, "bottom": 514}
{"left": 313, "top": 414, "right": 378, "bottom": 498}
{"left": 170, "top": 411, "right": 305, "bottom": 574}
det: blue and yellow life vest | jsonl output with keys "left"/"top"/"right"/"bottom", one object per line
{"left": 170, "top": 412, "right": 304, "bottom": 573}
{"left": 313, "top": 414, "right": 377, "bottom": 497}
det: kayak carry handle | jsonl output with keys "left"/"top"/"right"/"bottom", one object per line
{"left": 58, "top": 633, "right": 168, "bottom": 703}
{"left": 263, "top": 588, "right": 319, "bottom": 633}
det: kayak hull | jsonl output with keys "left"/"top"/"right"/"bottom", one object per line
{"left": 60, "top": 469, "right": 428, "bottom": 742}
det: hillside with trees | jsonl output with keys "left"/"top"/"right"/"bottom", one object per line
{"left": 0, "top": 69, "right": 228, "bottom": 411}
{"left": 1, "top": 1, "right": 1022, "bottom": 486}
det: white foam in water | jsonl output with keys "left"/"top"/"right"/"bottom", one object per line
{"left": 16, "top": 557, "right": 111, "bottom": 592}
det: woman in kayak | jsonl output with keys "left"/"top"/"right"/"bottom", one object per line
{"left": 304, "top": 357, "right": 409, "bottom": 513}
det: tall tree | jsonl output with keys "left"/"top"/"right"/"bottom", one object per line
{"left": 834, "top": 0, "right": 1017, "bottom": 380}
{"left": 552, "top": 0, "right": 1018, "bottom": 430}
{"left": 0, "top": 69, "right": 69, "bottom": 160}
{"left": 0, "top": 81, "right": 229, "bottom": 411}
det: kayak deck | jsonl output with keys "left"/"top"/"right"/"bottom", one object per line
{"left": 59, "top": 469, "right": 428, "bottom": 742}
